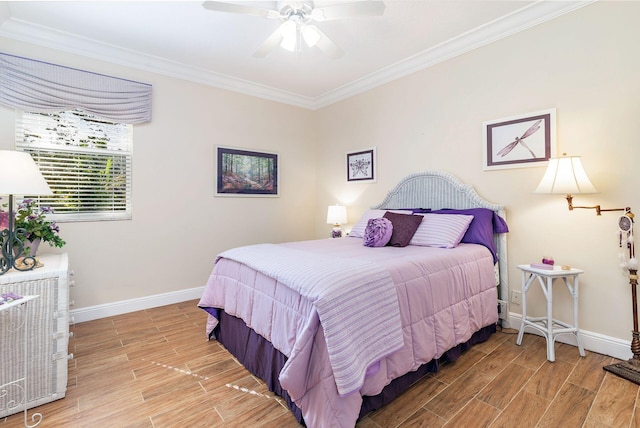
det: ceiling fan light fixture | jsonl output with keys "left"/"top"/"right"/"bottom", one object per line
{"left": 280, "top": 20, "right": 298, "bottom": 52}
{"left": 203, "top": 0, "right": 386, "bottom": 58}
{"left": 301, "top": 25, "right": 320, "bottom": 47}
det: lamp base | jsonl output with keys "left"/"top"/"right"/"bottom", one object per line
{"left": 0, "top": 194, "right": 37, "bottom": 275}
{"left": 330, "top": 226, "right": 342, "bottom": 239}
{"left": 604, "top": 358, "right": 640, "bottom": 385}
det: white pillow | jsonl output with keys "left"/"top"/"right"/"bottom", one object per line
{"left": 410, "top": 213, "right": 474, "bottom": 248}
{"left": 349, "top": 209, "right": 412, "bottom": 238}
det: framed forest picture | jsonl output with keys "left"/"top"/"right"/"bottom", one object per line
{"left": 216, "top": 146, "right": 279, "bottom": 196}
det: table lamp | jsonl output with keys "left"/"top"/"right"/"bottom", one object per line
{"left": 326, "top": 204, "right": 347, "bottom": 238}
{"left": 0, "top": 150, "right": 53, "bottom": 274}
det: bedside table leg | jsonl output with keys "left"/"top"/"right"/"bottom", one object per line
{"left": 516, "top": 271, "right": 533, "bottom": 346}
{"left": 544, "top": 276, "right": 555, "bottom": 362}
{"left": 567, "top": 275, "right": 586, "bottom": 357}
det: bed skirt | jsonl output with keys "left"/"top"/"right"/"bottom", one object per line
{"left": 214, "top": 310, "right": 496, "bottom": 426}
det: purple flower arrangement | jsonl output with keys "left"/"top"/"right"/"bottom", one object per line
{"left": 0, "top": 198, "right": 66, "bottom": 255}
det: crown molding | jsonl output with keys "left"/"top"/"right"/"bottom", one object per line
{"left": 0, "top": 1, "right": 593, "bottom": 110}
{"left": 313, "top": 1, "right": 595, "bottom": 108}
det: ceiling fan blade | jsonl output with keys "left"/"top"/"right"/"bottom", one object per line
{"left": 311, "top": 26, "right": 344, "bottom": 59}
{"left": 252, "top": 24, "right": 286, "bottom": 58}
{"left": 202, "top": 1, "right": 280, "bottom": 19}
{"left": 311, "top": 1, "right": 386, "bottom": 21}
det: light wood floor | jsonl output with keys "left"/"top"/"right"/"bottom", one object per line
{"left": 2, "top": 299, "right": 638, "bottom": 427}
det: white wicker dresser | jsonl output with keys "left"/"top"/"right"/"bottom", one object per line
{"left": 0, "top": 253, "right": 72, "bottom": 417}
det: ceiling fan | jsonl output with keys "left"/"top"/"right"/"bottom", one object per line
{"left": 202, "top": 1, "right": 386, "bottom": 59}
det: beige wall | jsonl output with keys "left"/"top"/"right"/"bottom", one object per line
{"left": 0, "top": 39, "right": 318, "bottom": 310}
{"left": 315, "top": 2, "right": 640, "bottom": 345}
{"left": 1, "top": 2, "right": 638, "bottom": 351}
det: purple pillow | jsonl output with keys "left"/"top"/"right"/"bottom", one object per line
{"left": 382, "top": 211, "right": 423, "bottom": 247}
{"left": 431, "top": 208, "right": 509, "bottom": 262}
{"left": 363, "top": 218, "right": 393, "bottom": 247}
{"left": 492, "top": 212, "right": 509, "bottom": 234}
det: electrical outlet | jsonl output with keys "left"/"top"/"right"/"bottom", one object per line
{"left": 511, "top": 290, "right": 522, "bottom": 305}
{"left": 497, "top": 300, "right": 508, "bottom": 320}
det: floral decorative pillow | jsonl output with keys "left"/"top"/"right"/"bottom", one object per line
{"left": 349, "top": 209, "right": 412, "bottom": 238}
{"left": 363, "top": 217, "right": 393, "bottom": 247}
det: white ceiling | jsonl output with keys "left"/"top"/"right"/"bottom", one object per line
{"left": 0, "top": 1, "right": 591, "bottom": 109}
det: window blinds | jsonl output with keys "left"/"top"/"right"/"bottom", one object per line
{"left": 0, "top": 53, "right": 151, "bottom": 124}
{"left": 16, "top": 110, "right": 132, "bottom": 221}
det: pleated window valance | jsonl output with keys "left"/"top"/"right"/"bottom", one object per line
{"left": 0, "top": 53, "right": 151, "bottom": 124}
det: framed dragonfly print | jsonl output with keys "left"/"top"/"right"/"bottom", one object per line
{"left": 216, "top": 146, "right": 278, "bottom": 196}
{"left": 483, "top": 108, "right": 556, "bottom": 170}
{"left": 347, "top": 148, "right": 376, "bottom": 182}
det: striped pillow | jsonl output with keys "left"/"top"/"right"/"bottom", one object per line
{"left": 410, "top": 213, "right": 474, "bottom": 248}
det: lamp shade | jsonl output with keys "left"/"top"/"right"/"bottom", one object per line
{"left": 326, "top": 204, "right": 347, "bottom": 225}
{"left": 0, "top": 150, "right": 53, "bottom": 196}
{"left": 534, "top": 156, "right": 598, "bottom": 194}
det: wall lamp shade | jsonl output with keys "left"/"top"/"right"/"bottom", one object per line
{"left": 535, "top": 154, "right": 631, "bottom": 216}
{"left": 534, "top": 156, "right": 598, "bottom": 195}
{"left": 326, "top": 204, "right": 347, "bottom": 238}
{"left": 0, "top": 150, "right": 53, "bottom": 275}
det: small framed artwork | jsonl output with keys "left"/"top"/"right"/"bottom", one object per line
{"left": 216, "top": 146, "right": 278, "bottom": 196}
{"left": 483, "top": 108, "right": 556, "bottom": 170}
{"left": 347, "top": 148, "right": 376, "bottom": 182}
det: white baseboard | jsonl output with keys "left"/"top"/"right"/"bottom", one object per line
{"left": 505, "top": 312, "right": 632, "bottom": 361}
{"left": 71, "top": 297, "right": 633, "bottom": 361}
{"left": 69, "top": 286, "right": 205, "bottom": 324}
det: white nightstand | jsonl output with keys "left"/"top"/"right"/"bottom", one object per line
{"left": 0, "top": 254, "right": 72, "bottom": 418}
{"left": 0, "top": 295, "right": 43, "bottom": 426}
{"left": 515, "top": 264, "right": 586, "bottom": 362}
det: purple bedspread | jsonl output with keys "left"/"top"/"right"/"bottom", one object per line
{"left": 199, "top": 237, "right": 498, "bottom": 427}
{"left": 213, "top": 243, "right": 402, "bottom": 396}
{"left": 215, "top": 310, "right": 496, "bottom": 425}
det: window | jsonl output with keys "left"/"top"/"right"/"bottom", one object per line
{"left": 16, "top": 109, "right": 132, "bottom": 222}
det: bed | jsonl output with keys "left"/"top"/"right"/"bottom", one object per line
{"left": 198, "top": 171, "right": 508, "bottom": 427}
